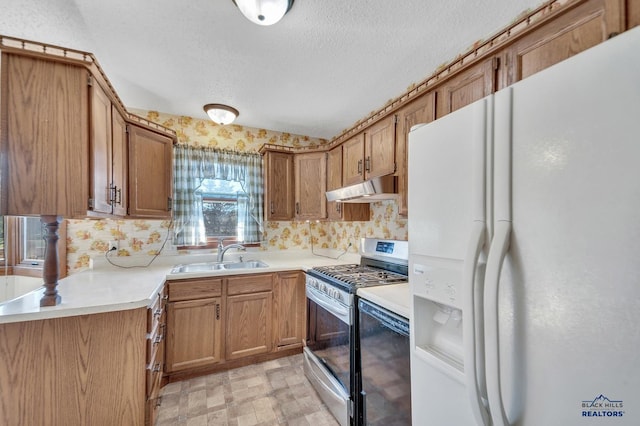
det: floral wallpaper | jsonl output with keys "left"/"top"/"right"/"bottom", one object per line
{"left": 66, "top": 110, "right": 407, "bottom": 274}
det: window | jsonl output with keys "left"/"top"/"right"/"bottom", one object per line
{"left": 19, "top": 217, "right": 45, "bottom": 266}
{"left": 197, "top": 178, "right": 248, "bottom": 243}
{"left": 173, "top": 145, "right": 264, "bottom": 248}
{"left": 0, "top": 216, "right": 66, "bottom": 278}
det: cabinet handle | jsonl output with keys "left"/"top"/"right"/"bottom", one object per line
{"left": 107, "top": 185, "right": 115, "bottom": 205}
{"left": 295, "top": 202, "right": 300, "bottom": 215}
{"left": 115, "top": 187, "right": 122, "bottom": 205}
{"left": 152, "top": 363, "right": 162, "bottom": 373}
{"left": 216, "top": 303, "right": 220, "bottom": 320}
{"left": 270, "top": 201, "right": 274, "bottom": 214}
{"left": 357, "top": 159, "right": 363, "bottom": 174}
{"left": 154, "top": 334, "right": 163, "bottom": 345}
{"left": 167, "top": 197, "right": 172, "bottom": 211}
{"left": 365, "top": 156, "right": 371, "bottom": 172}
{"left": 337, "top": 203, "right": 341, "bottom": 214}
{"left": 153, "top": 308, "right": 163, "bottom": 318}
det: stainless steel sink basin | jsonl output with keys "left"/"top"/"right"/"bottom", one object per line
{"left": 171, "top": 260, "right": 268, "bottom": 274}
{"left": 221, "top": 260, "right": 269, "bottom": 270}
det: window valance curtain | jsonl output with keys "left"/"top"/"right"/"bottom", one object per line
{"left": 173, "top": 144, "right": 264, "bottom": 246}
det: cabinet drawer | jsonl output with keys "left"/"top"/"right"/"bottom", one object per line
{"left": 147, "top": 290, "right": 166, "bottom": 333}
{"left": 145, "top": 396, "right": 162, "bottom": 426}
{"left": 168, "top": 278, "right": 223, "bottom": 301}
{"left": 227, "top": 274, "right": 273, "bottom": 295}
{"left": 147, "top": 320, "right": 165, "bottom": 364}
{"left": 146, "top": 341, "right": 164, "bottom": 398}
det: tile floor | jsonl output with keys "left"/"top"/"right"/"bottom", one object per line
{"left": 156, "top": 354, "right": 339, "bottom": 426}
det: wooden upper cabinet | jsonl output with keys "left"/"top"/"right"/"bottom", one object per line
{"left": 504, "top": 0, "right": 625, "bottom": 86}
{"left": 396, "top": 92, "right": 436, "bottom": 217}
{"left": 294, "top": 151, "right": 327, "bottom": 220}
{"left": 0, "top": 53, "right": 89, "bottom": 216}
{"left": 111, "top": 106, "right": 128, "bottom": 216}
{"left": 89, "top": 81, "right": 128, "bottom": 216}
{"left": 326, "top": 145, "right": 369, "bottom": 221}
{"left": 342, "top": 133, "right": 366, "bottom": 185}
{"left": 127, "top": 124, "right": 173, "bottom": 218}
{"left": 264, "top": 150, "right": 295, "bottom": 220}
{"left": 436, "top": 57, "right": 496, "bottom": 119}
{"left": 365, "top": 114, "right": 397, "bottom": 179}
{"left": 326, "top": 146, "right": 343, "bottom": 192}
{"left": 342, "top": 115, "right": 397, "bottom": 186}
{"left": 90, "top": 81, "right": 113, "bottom": 215}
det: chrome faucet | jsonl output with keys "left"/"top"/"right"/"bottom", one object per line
{"left": 216, "top": 239, "right": 246, "bottom": 262}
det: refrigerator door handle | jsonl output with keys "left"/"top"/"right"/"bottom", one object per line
{"left": 462, "top": 220, "right": 490, "bottom": 426}
{"left": 484, "top": 220, "right": 512, "bottom": 426}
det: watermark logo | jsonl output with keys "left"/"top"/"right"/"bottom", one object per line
{"left": 581, "top": 394, "right": 624, "bottom": 418}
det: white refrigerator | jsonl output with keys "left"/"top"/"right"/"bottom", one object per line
{"left": 408, "top": 27, "right": 640, "bottom": 425}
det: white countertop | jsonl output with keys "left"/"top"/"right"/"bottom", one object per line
{"left": 357, "top": 283, "right": 411, "bottom": 319}
{"left": 0, "top": 249, "right": 359, "bottom": 324}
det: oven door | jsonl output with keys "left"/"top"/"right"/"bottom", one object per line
{"left": 304, "top": 281, "right": 352, "bottom": 426}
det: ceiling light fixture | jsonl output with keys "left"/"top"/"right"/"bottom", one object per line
{"left": 203, "top": 104, "right": 239, "bottom": 125}
{"left": 232, "top": 0, "right": 295, "bottom": 26}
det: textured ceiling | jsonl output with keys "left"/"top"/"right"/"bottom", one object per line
{"left": 1, "top": 0, "right": 543, "bottom": 139}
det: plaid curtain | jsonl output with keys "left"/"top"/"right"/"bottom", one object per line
{"left": 173, "top": 145, "right": 264, "bottom": 246}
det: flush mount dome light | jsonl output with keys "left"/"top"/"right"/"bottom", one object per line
{"left": 203, "top": 104, "right": 239, "bottom": 125}
{"left": 232, "top": 0, "right": 294, "bottom": 26}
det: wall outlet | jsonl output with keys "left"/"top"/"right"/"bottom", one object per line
{"left": 108, "top": 240, "right": 118, "bottom": 251}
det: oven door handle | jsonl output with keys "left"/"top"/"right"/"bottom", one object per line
{"left": 306, "top": 286, "right": 351, "bottom": 324}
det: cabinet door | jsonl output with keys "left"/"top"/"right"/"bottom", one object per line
{"left": 364, "top": 115, "right": 396, "bottom": 179}
{"left": 128, "top": 124, "right": 173, "bottom": 218}
{"left": 342, "top": 133, "right": 366, "bottom": 185}
{"left": 504, "top": 0, "right": 624, "bottom": 86}
{"left": 1, "top": 54, "right": 89, "bottom": 216}
{"left": 89, "top": 81, "right": 113, "bottom": 214}
{"left": 273, "top": 271, "right": 305, "bottom": 348}
{"left": 226, "top": 291, "right": 273, "bottom": 359}
{"left": 436, "top": 58, "right": 496, "bottom": 119}
{"left": 264, "top": 151, "right": 295, "bottom": 220}
{"left": 396, "top": 93, "right": 436, "bottom": 216}
{"left": 111, "top": 106, "right": 128, "bottom": 216}
{"left": 165, "top": 297, "right": 222, "bottom": 372}
{"left": 294, "top": 152, "right": 327, "bottom": 220}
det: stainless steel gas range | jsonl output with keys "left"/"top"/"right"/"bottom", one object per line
{"left": 303, "top": 238, "right": 408, "bottom": 426}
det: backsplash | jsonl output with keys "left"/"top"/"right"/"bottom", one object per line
{"left": 66, "top": 111, "right": 407, "bottom": 274}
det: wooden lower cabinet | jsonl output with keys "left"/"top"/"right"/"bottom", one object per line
{"left": 146, "top": 287, "right": 167, "bottom": 425}
{"left": 0, "top": 309, "right": 147, "bottom": 425}
{"left": 165, "top": 297, "right": 223, "bottom": 372}
{"left": 226, "top": 292, "right": 273, "bottom": 359}
{"left": 225, "top": 273, "right": 274, "bottom": 359}
{"left": 164, "top": 271, "right": 306, "bottom": 381}
{"left": 273, "top": 271, "right": 306, "bottom": 349}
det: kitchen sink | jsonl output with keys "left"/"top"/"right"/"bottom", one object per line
{"left": 221, "top": 260, "right": 269, "bottom": 270}
{"left": 171, "top": 260, "right": 269, "bottom": 274}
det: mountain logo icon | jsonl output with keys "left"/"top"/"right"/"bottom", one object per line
{"left": 582, "top": 394, "right": 623, "bottom": 408}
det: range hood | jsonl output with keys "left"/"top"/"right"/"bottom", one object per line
{"left": 325, "top": 175, "right": 397, "bottom": 203}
